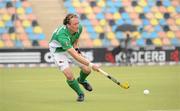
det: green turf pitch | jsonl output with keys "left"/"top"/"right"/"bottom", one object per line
{"left": 0, "top": 65, "right": 180, "bottom": 111}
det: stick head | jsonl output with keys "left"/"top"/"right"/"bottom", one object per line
{"left": 120, "top": 81, "right": 130, "bottom": 89}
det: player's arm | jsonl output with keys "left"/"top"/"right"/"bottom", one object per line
{"left": 73, "top": 24, "right": 83, "bottom": 54}
{"left": 73, "top": 39, "right": 81, "bottom": 54}
{"left": 67, "top": 47, "right": 99, "bottom": 71}
{"left": 73, "top": 39, "right": 79, "bottom": 49}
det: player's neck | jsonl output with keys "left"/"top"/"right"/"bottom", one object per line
{"left": 67, "top": 27, "right": 76, "bottom": 35}
{"left": 69, "top": 30, "right": 76, "bottom": 35}
{"left": 70, "top": 31, "right": 75, "bottom": 34}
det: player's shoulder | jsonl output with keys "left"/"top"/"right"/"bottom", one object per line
{"left": 57, "top": 25, "right": 67, "bottom": 33}
{"left": 54, "top": 25, "right": 68, "bottom": 37}
{"left": 79, "top": 24, "right": 82, "bottom": 29}
{"left": 78, "top": 24, "right": 83, "bottom": 33}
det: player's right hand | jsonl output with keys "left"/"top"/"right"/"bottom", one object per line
{"left": 92, "top": 64, "right": 100, "bottom": 72}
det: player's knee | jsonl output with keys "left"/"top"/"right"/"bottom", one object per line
{"left": 81, "top": 66, "right": 91, "bottom": 74}
{"left": 63, "top": 68, "right": 74, "bottom": 80}
{"left": 64, "top": 73, "right": 74, "bottom": 80}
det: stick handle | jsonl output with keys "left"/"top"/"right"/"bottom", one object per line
{"left": 98, "top": 68, "right": 109, "bottom": 76}
{"left": 98, "top": 68, "right": 130, "bottom": 89}
{"left": 98, "top": 68, "right": 121, "bottom": 85}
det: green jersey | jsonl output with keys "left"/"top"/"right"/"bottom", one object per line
{"left": 49, "top": 24, "right": 82, "bottom": 53}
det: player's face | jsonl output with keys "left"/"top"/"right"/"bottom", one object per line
{"left": 68, "top": 17, "right": 79, "bottom": 34}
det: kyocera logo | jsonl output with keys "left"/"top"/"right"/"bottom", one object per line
{"left": 115, "top": 51, "right": 166, "bottom": 63}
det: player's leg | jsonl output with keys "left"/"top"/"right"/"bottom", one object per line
{"left": 63, "top": 67, "right": 84, "bottom": 102}
{"left": 77, "top": 65, "right": 93, "bottom": 91}
{"left": 69, "top": 56, "right": 93, "bottom": 91}
{"left": 78, "top": 65, "right": 91, "bottom": 82}
{"left": 53, "top": 52, "right": 84, "bottom": 102}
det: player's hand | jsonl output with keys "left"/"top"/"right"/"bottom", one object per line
{"left": 90, "top": 63, "right": 101, "bottom": 72}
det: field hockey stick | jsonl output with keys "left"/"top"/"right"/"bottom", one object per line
{"left": 98, "top": 68, "right": 130, "bottom": 89}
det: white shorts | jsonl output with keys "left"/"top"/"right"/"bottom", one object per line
{"left": 51, "top": 51, "right": 83, "bottom": 71}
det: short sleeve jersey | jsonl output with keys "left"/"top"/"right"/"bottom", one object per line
{"left": 49, "top": 24, "right": 82, "bottom": 53}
